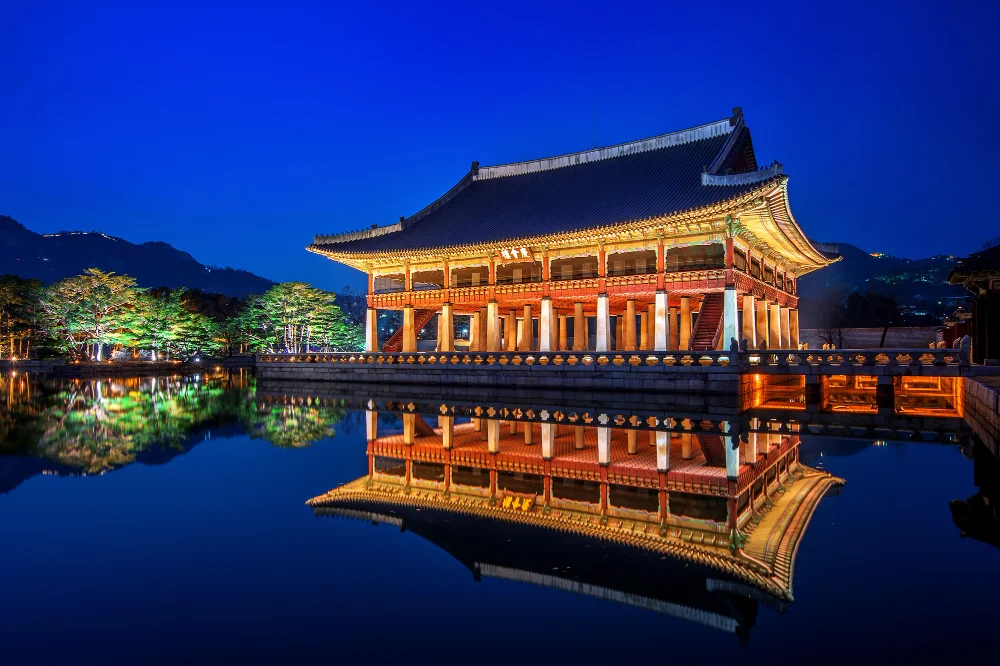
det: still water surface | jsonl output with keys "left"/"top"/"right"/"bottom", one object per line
{"left": 1, "top": 372, "right": 998, "bottom": 664}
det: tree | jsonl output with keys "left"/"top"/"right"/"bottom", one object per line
{"left": 244, "top": 282, "right": 359, "bottom": 353}
{"left": 0, "top": 275, "right": 44, "bottom": 359}
{"left": 844, "top": 290, "right": 901, "bottom": 348}
{"left": 41, "top": 269, "right": 140, "bottom": 360}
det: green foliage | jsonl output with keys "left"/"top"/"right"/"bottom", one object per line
{"left": 0, "top": 274, "right": 44, "bottom": 360}
{"left": 41, "top": 268, "right": 139, "bottom": 360}
{"left": 240, "top": 282, "right": 360, "bottom": 353}
{"left": 7, "top": 268, "right": 364, "bottom": 361}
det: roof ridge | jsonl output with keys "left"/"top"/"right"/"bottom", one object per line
{"left": 475, "top": 116, "right": 735, "bottom": 181}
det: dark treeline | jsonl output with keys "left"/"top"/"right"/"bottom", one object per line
{"left": 0, "top": 269, "right": 365, "bottom": 361}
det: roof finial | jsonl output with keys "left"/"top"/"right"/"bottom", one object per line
{"left": 471, "top": 161, "right": 480, "bottom": 176}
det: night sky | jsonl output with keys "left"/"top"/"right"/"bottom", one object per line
{"left": 3, "top": 1, "right": 998, "bottom": 291}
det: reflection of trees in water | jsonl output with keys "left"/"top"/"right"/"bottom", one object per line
{"left": 0, "top": 373, "right": 348, "bottom": 473}
{"left": 240, "top": 399, "right": 345, "bottom": 448}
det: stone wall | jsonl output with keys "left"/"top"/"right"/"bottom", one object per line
{"left": 963, "top": 376, "right": 1000, "bottom": 457}
{"left": 256, "top": 360, "right": 744, "bottom": 395}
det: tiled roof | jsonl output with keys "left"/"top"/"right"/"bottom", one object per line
{"left": 313, "top": 113, "right": 777, "bottom": 254}
{"left": 949, "top": 244, "right": 1000, "bottom": 282}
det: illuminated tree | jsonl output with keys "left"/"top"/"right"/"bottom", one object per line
{"left": 0, "top": 275, "right": 44, "bottom": 360}
{"left": 41, "top": 269, "right": 140, "bottom": 360}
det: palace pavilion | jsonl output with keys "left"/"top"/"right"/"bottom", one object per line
{"left": 309, "top": 108, "right": 836, "bottom": 354}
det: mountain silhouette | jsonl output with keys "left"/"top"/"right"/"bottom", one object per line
{"left": 0, "top": 215, "right": 275, "bottom": 296}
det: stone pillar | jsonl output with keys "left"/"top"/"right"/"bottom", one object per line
{"left": 541, "top": 423, "right": 554, "bottom": 460}
{"left": 505, "top": 310, "right": 516, "bottom": 351}
{"left": 479, "top": 306, "right": 488, "bottom": 350}
{"left": 625, "top": 299, "right": 637, "bottom": 351}
{"left": 756, "top": 298, "right": 769, "bottom": 349}
{"left": 403, "top": 413, "right": 415, "bottom": 445}
{"left": 723, "top": 286, "right": 739, "bottom": 349}
{"left": 439, "top": 415, "right": 454, "bottom": 449}
{"left": 574, "top": 426, "right": 585, "bottom": 450}
{"left": 519, "top": 304, "right": 533, "bottom": 351}
{"left": 596, "top": 294, "right": 610, "bottom": 352}
{"left": 487, "top": 419, "right": 500, "bottom": 454}
{"left": 654, "top": 293, "right": 668, "bottom": 351}
{"left": 539, "top": 298, "right": 554, "bottom": 352}
{"left": 655, "top": 432, "right": 670, "bottom": 471}
{"left": 597, "top": 427, "right": 610, "bottom": 465}
{"left": 573, "top": 302, "right": 584, "bottom": 351}
{"left": 769, "top": 303, "right": 782, "bottom": 350}
{"left": 402, "top": 305, "right": 416, "bottom": 353}
{"left": 558, "top": 315, "right": 568, "bottom": 351}
{"left": 365, "top": 308, "right": 378, "bottom": 353}
{"left": 780, "top": 306, "right": 791, "bottom": 349}
{"left": 741, "top": 294, "right": 756, "bottom": 349}
{"left": 486, "top": 301, "right": 499, "bottom": 351}
{"left": 679, "top": 297, "right": 692, "bottom": 351}
{"left": 668, "top": 306, "right": 680, "bottom": 349}
{"left": 440, "top": 303, "right": 454, "bottom": 352}
{"left": 724, "top": 421, "right": 738, "bottom": 480}
{"left": 789, "top": 308, "right": 800, "bottom": 349}
{"left": 469, "top": 312, "right": 480, "bottom": 351}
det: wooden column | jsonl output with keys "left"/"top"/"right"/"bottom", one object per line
{"left": 625, "top": 299, "right": 637, "bottom": 351}
{"left": 627, "top": 430, "right": 638, "bottom": 454}
{"left": 639, "top": 311, "right": 649, "bottom": 351}
{"left": 614, "top": 314, "right": 623, "bottom": 351}
{"left": 681, "top": 432, "right": 693, "bottom": 460}
{"left": 574, "top": 426, "right": 585, "bottom": 450}
{"left": 558, "top": 315, "right": 568, "bottom": 351}
{"left": 524, "top": 422, "right": 534, "bottom": 445}
{"left": 679, "top": 297, "right": 692, "bottom": 351}
{"left": 505, "top": 310, "right": 517, "bottom": 351}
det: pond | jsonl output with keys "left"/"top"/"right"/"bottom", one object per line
{"left": 0, "top": 371, "right": 997, "bottom": 664}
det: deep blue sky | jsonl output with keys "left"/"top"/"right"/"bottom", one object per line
{"left": 3, "top": 1, "right": 998, "bottom": 291}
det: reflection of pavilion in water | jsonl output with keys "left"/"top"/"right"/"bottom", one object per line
{"left": 310, "top": 408, "right": 844, "bottom": 626}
